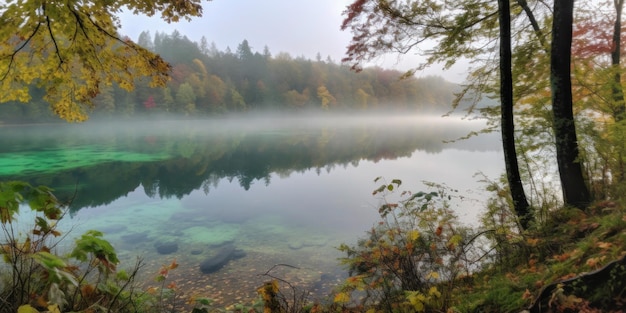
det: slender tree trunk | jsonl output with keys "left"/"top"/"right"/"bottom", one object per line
{"left": 499, "top": 0, "right": 531, "bottom": 229}
{"left": 612, "top": 0, "right": 625, "bottom": 121}
{"left": 516, "top": 0, "right": 547, "bottom": 49}
{"left": 551, "top": 0, "right": 591, "bottom": 208}
{"left": 612, "top": 0, "right": 625, "bottom": 183}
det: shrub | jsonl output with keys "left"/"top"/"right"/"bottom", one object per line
{"left": 336, "top": 178, "right": 480, "bottom": 312}
{"left": 0, "top": 181, "right": 145, "bottom": 313}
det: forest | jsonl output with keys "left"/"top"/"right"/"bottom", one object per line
{"left": 0, "top": 31, "right": 459, "bottom": 123}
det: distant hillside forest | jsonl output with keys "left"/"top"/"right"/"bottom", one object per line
{"left": 0, "top": 31, "right": 460, "bottom": 122}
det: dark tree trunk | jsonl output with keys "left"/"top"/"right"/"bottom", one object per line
{"left": 612, "top": 0, "right": 625, "bottom": 121}
{"left": 612, "top": 0, "right": 625, "bottom": 183}
{"left": 550, "top": 0, "right": 591, "bottom": 208}
{"left": 499, "top": 0, "right": 531, "bottom": 229}
{"left": 516, "top": 0, "right": 547, "bottom": 49}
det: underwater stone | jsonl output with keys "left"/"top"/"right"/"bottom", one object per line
{"left": 99, "top": 224, "right": 128, "bottom": 234}
{"left": 288, "top": 241, "right": 304, "bottom": 250}
{"left": 199, "top": 244, "right": 246, "bottom": 274}
{"left": 288, "top": 236, "right": 328, "bottom": 250}
{"left": 121, "top": 232, "right": 150, "bottom": 243}
{"left": 154, "top": 241, "right": 179, "bottom": 255}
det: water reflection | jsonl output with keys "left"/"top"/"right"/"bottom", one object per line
{"left": 1, "top": 114, "right": 503, "bottom": 305}
{"left": 0, "top": 114, "right": 499, "bottom": 212}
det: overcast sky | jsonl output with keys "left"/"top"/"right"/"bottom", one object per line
{"left": 119, "top": 0, "right": 467, "bottom": 82}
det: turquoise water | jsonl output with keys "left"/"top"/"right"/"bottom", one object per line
{"left": 1, "top": 114, "right": 503, "bottom": 305}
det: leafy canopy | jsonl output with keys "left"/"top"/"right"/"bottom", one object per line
{"left": 0, "top": 0, "right": 203, "bottom": 122}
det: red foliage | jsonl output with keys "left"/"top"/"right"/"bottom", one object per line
{"left": 573, "top": 14, "right": 626, "bottom": 59}
{"left": 170, "top": 64, "right": 192, "bottom": 85}
{"left": 341, "top": 0, "right": 368, "bottom": 30}
{"left": 143, "top": 95, "right": 156, "bottom": 109}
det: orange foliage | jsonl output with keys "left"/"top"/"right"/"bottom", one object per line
{"left": 553, "top": 253, "right": 572, "bottom": 262}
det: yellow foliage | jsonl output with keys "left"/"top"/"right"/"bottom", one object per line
{"left": 427, "top": 271, "right": 439, "bottom": 280}
{"left": 17, "top": 305, "right": 39, "bottom": 313}
{"left": 48, "top": 304, "right": 61, "bottom": 313}
{"left": 317, "top": 85, "right": 336, "bottom": 109}
{"left": 333, "top": 291, "right": 351, "bottom": 304}
{"left": 257, "top": 280, "right": 279, "bottom": 302}
{"left": 407, "top": 229, "right": 420, "bottom": 242}
{"left": 0, "top": 0, "right": 202, "bottom": 121}
{"left": 406, "top": 291, "right": 427, "bottom": 312}
{"left": 447, "top": 234, "right": 463, "bottom": 250}
{"left": 428, "top": 286, "right": 441, "bottom": 298}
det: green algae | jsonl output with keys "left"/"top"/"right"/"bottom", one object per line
{"left": 0, "top": 145, "right": 169, "bottom": 176}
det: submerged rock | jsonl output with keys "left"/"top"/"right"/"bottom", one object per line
{"left": 121, "top": 232, "right": 150, "bottom": 243}
{"left": 287, "top": 236, "right": 329, "bottom": 250}
{"left": 99, "top": 224, "right": 128, "bottom": 234}
{"left": 154, "top": 241, "right": 179, "bottom": 255}
{"left": 199, "top": 244, "right": 246, "bottom": 274}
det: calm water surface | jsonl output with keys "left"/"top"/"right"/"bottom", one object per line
{"left": 0, "top": 114, "right": 502, "bottom": 305}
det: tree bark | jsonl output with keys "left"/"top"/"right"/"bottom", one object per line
{"left": 612, "top": 0, "right": 625, "bottom": 121}
{"left": 499, "top": 0, "right": 531, "bottom": 229}
{"left": 612, "top": 0, "right": 626, "bottom": 183}
{"left": 550, "top": 0, "right": 591, "bottom": 208}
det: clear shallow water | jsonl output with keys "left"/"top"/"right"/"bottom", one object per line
{"left": 1, "top": 114, "right": 503, "bottom": 305}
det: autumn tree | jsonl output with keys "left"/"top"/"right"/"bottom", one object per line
{"left": 342, "top": 0, "right": 597, "bottom": 212}
{"left": 0, "top": 0, "right": 203, "bottom": 122}
{"left": 341, "top": 0, "right": 537, "bottom": 226}
{"left": 572, "top": 1, "right": 626, "bottom": 190}
{"left": 317, "top": 85, "right": 337, "bottom": 110}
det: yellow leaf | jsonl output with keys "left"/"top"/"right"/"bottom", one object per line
{"left": 407, "top": 230, "right": 420, "bottom": 242}
{"left": 406, "top": 291, "right": 426, "bottom": 312}
{"left": 17, "top": 305, "right": 39, "bottom": 313}
{"left": 428, "top": 286, "right": 441, "bottom": 298}
{"left": 48, "top": 304, "right": 61, "bottom": 313}
{"left": 333, "top": 292, "right": 350, "bottom": 304}
{"left": 427, "top": 271, "right": 439, "bottom": 280}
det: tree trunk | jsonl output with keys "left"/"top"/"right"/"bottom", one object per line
{"left": 550, "top": 0, "right": 591, "bottom": 208}
{"left": 612, "top": 0, "right": 625, "bottom": 121}
{"left": 612, "top": 0, "right": 625, "bottom": 183}
{"left": 499, "top": 0, "right": 531, "bottom": 229}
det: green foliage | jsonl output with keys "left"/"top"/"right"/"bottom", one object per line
{"left": 0, "top": 180, "right": 149, "bottom": 312}
{"left": 71, "top": 230, "right": 119, "bottom": 272}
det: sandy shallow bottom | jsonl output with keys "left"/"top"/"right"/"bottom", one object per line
{"left": 136, "top": 248, "right": 345, "bottom": 307}
{"left": 64, "top": 204, "right": 351, "bottom": 309}
{"left": 114, "top": 238, "right": 348, "bottom": 309}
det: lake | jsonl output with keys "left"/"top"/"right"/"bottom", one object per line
{"left": 0, "top": 113, "right": 503, "bottom": 306}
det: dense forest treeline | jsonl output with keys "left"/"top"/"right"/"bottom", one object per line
{"left": 0, "top": 31, "right": 459, "bottom": 123}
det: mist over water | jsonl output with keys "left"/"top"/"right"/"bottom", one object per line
{"left": 1, "top": 113, "right": 503, "bottom": 305}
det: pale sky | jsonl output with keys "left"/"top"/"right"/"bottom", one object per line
{"left": 118, "top": 0, "right": 467, "bottom": 82}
